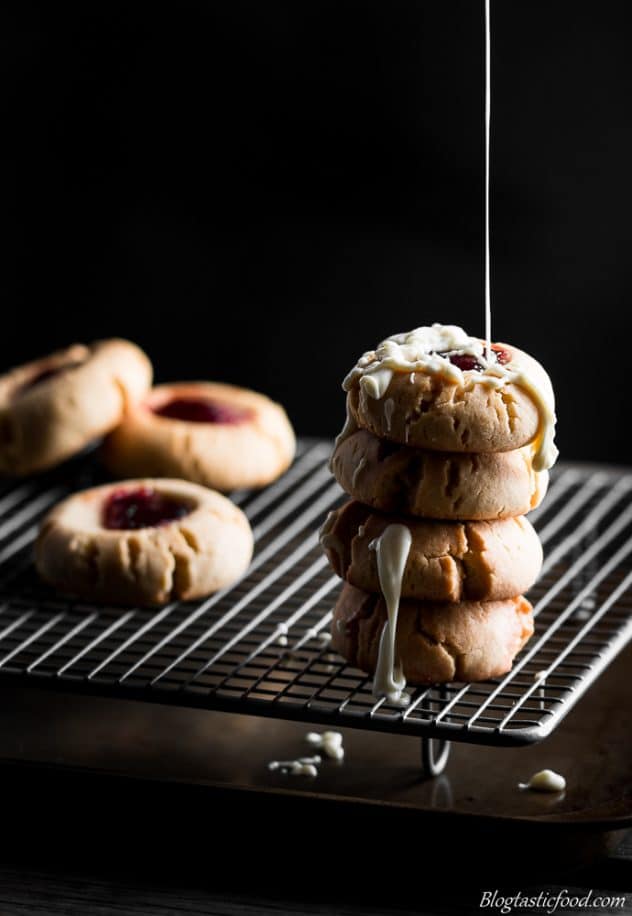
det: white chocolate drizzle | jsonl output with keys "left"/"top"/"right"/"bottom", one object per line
{"left": 342, "top": 323, "right": 558, "bottom": 471}
{"left": 351, "top": 456, "right": 367, "bottom": 489}
{"left": 329, "top": 409, "right": 358, "bottom": 472}
{"left": 306, "top": 730, "right": 344, "bottom": 761}
{"left": 369, "top": 523, "right": 412, "bottom": 706}
{"left": 384, "top": 398, "right": 395, "bottom": 432}
{"left": 519, "top": 769, "right": 566, "bottom": 793}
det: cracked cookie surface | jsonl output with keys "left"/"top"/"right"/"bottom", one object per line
{"left": 321, "top": 501, "right": 542, "bottom": 602}
{"left": 0, "top": 339, "right": 152, "bottom": 476}
{"left": 331, "top": 583, "right": 534, "bottom": 683}
{"left": 345, "top": 343, "right": 551, "bottom": 454}
{"left": 331, "top": 428, "right": 548, "bottom": 520}
{"left": 102, "top": 382, "right": 296, "bottom": 491}
{"left": 35, "top": 478, "right": 253, "bottom": 606}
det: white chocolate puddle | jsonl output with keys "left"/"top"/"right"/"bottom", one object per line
{"left": 519, "top": 769, "right": 566, "bottom": 793}
{"left": 268, "top": 732, "right": 345, "bottom": 778}
{"left": 341, "top": 323, "right": 558, "bottom": 472}
{"left": 268, "top": 756, "right": 321, "bottom": 777}
{"left": 369, "top": 523, "right": 412, "bottom": 706}
{"left": 306, "top": 730, "right": 344, "bottom": 761}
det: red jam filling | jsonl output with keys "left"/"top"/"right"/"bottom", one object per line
{"left": 153, "top": 397, "right": 251, "bottom": 425}
{"left": 436, "top": 345, "right": 510, "bottom": 372}
{"left": 103, "top": 487, "right": 190, "bottom": 530}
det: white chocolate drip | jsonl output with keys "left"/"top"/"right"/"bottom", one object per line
{"left": 519, "top": 769, "right": 566, "bottom": 793}
{"left": 369, "top": 523, "right": 412, "bottom": 706}
{"left": 384, "top": 397, "right": 395, "bottom": 432}
{"left": 351, "top": 456, "right": 367, "bottom": 489}
{"left": 329, "top": 409, "right": 358, "bottom": 472}
{"left": 306, "top": 730, "right": 344, "bottom": 761}
{"left": 305, "top": 626, "right": 331, "bottom": 645}
{"left": 268, "top": 756, "right": 321, "bottom": 777}
{"left": 342, "top": 323, "right": 558, "bottom": 471}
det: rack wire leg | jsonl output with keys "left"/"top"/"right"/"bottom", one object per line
{"left": 420, "top": 737, "right": 451, "bottom": 778}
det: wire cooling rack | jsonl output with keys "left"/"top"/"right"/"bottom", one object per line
{"left": 0, "top": 440, "right": 631, "bottom": 749}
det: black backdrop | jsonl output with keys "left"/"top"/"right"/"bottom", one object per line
{"left": 4, "top": 1, "right": 632, "bottom": 462}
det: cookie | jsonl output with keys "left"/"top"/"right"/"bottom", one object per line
{"left": 331, "top": 427, "right": 548, "bottom": 520}
{"left": 331, "top": 583, "right": 534, "bottom": 684}
{"left": 102, "top": 382, "right": 296, "bottom": 491}
{"left": 35, "top": 478, "right": 253, "bottom": 606}
{"left": 342, "top": 324, "right": 557, "bottom": 469}
{"left": 321, "top": 501, "right": 542, "bottom": 603}
{"left": 0, "top": 339, "right": 152, "bottom": 476}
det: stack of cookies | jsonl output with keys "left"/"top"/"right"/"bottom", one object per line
{"left": 321, "top": 324, "right": 557, "bottom": 702}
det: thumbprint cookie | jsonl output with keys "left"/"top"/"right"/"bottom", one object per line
{"left": 35, "top": 478, "right": 253, "bottom": 606}
{"left": 102, "top": 382, "right": 296, "bottom": 491}
{"left": 0, "top": 339, "right": 152, "bottom": 475}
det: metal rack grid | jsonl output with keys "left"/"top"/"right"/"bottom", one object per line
{"left": 0, "top": 440, "right": 631, "bottom": 748}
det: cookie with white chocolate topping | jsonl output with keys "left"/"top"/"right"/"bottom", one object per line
{"left": 343, "top": 324, "right": 558, "bottom": 471}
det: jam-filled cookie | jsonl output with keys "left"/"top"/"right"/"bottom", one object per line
{"left": 35, "top": 478, "right": 253, "bottom": 606}
{"left": 102, "top": 382, "right": 296, "bottom": 491}
{"left": 331, "top": 427, "right": 548, "bottom": 520}
{"left": 0, "top": 339, "right": 152, "bottom": 476}
{"left": 343, "top": 324, "right": 558, "bottom": 471}
{"left": 321, "top": 501, "right": 542, "bottom": 603}
{"left": 331, "top": 583, "right": 534, "bottom": 684}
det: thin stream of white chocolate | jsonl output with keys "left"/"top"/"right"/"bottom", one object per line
{"left": 484, "top": 0, "right": 491, "bottom": 360}
{"left": 369, "top": 523, "right": 412, "bottom": 706}
{"left": 342, "top": 324, "right": 558, "bottom": 472}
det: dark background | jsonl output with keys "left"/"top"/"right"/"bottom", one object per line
{"left": 3, "top": 1, "right": 632, "bottom": 461}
